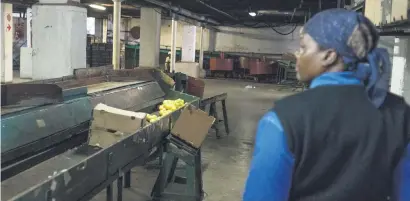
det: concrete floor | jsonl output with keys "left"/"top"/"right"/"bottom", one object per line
{"left": 91, "top": 78, "right": 295, "bottom": 201}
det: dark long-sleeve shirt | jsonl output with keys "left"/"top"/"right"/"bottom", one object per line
{"left": 243, "top": 72, "right": 410, "bottom": 201}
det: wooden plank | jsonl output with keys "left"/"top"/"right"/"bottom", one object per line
{"left": 391, "top": 0, "right": 408, "bottom": 21}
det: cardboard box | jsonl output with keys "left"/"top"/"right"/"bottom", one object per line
{"left": 89, "top": 103, "right": 215, "bottom": 149}
{"left": 171, "top": 106, "right": 215, "bottom": 148}
{"left": 91, "top": 103, "right": 147, "bottom": 133}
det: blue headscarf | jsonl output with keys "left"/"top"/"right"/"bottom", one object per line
{"left": 303, "top": 9, "right": 391, "bottom": 108}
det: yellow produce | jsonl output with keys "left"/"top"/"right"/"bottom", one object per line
{"left": 174, "top": 99, "right": 185, "bottom": 108}
{"left": 169, "top": 105, "right": 177, "bottom": 111}
{"left": 157, "top": 99, "right": 185, "bottom": 114}
{"left": 146, "top": 114, "right": 153, "bottom": 120}
{"left": 159, "top": 110, "right": 171, "bottom": 117}
{"left": 175, "top": 98, "right": 184, "bottom": 104}
{"left": 164, "top": 103, "right": 174, "bottom": 110}
{"left": 159, "top": 110, "right": 166, "bottom": 116}
{"left": 146, "top": 114, "right": 159, "bottom": 123}
{"left": 149, "top": 117, "right": 158, "bottom": 122}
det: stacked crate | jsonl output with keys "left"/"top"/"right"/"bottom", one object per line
{"left": 90, "top": 43, "right": 113, "bottom": 67}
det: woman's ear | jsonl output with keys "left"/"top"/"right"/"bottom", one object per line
{"left": 320, "top": 49, "right": 339, "bottom": 68}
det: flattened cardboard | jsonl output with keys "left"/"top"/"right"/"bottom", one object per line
{"left": 171, "top": 106, "right": 215, "bottom": 148}
{"left": 91, "top": 103, "right": 146, "bottom": 134}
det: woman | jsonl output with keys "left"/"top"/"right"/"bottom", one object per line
{"left": 243, "top": 9, "right": 410, "bottom": 201}
{"left": 165, "top": 51, "right": 172, "bottom": 73}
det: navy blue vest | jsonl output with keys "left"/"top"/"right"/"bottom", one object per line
{"left": 274, "top": 85, "right": 410, "bottom": 201}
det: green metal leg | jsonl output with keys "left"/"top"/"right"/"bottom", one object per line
{"left": 209, "top": 103, "right": 220, "bottom": 138}
{"left": 221, "top": 100, "right": 230, "bottom": 135}
{"left": 106, "top": 184, "right": 113, "bottom": 201}
{"left": 151, "top": 138, "right": 203, "bottom": 201}
{"left": 117, "top": 176, "right": 123, "bottom": 201}
{"left": 124, "top": 171, "right": 131, "bottom": 188}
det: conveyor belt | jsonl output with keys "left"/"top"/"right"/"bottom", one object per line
{"left": 2, "top": 89, "right": 201, "bottom": 201}
{"left": 1, "top": 80, "right": 165, "bottom": 180}
{"left": 2, "top": 118, "right": 169, "bottom": 201}
{"left": 1, "top": 147, "right": 99, "bottom": 200}
{"left": 1, "top": 68, "right": 204, "bottom": 201}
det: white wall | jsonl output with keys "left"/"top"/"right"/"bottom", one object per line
{"left": 214, "top": 26, "right": 300, "bottom": 54}
{"left": 128, "top": 18, "right": 301, "bottom": 54}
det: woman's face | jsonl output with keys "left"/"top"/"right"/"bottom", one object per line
{"left": 295, "top": 33, "right": 326, "bottom": 82}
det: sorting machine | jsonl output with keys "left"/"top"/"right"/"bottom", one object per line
{"left": 1, "top": 67, "right": 201, "bottom": 201}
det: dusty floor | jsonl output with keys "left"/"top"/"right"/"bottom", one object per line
{"left": 90, "top": 79, "right": 295, "bottom": 201}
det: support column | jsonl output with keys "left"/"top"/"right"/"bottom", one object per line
{"left": 1, "top": 3, "right": 13, "bottom": 83}
{"left": 199, "top": 26, "right": 204, "bottom": 69}
{"left": 95, "top": 18, "right": 103, "bottom": 41}
{"left": 26, "top": 8, "right": 32, "bottom": 48}
{"left": 390, "top": 37, "right": 410, "bottom": 103}
{"left": 123, "top": 18, "right": 129, "bottom": 42}
{"left": 20, "top": 7, "right": 33, "bottom": 79}
{"left": 31, "top": 1, "right": 87, "bottom": 80}
{"left": 208, "top": 29, "right": 216, "bottom": 52}
{"left": 139, "top": 7, "right": 161, "bottom": 68}
{"left": 102, "top": 18, "right": 108, "bottom": 43}
{"left": 112, "top": 0, "right": 121, "bottom": 70}
{"left": 170, "top": 16, "right": 177, "bottom": 72}
{"left": 181, "top": 25, "right": 196, "bottom": 62}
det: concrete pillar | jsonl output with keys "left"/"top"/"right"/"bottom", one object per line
{"left": 123, "top": 18, "right": 129, "bottom": 42}
{"left": 20, "top": 47, "right": 33, "bottom": 78}
{"left": 27, "top": 8, "right": 32, "bottom": 47}
{"left": 390, "top": 37, "right": 410, "bottom": 103}
{"left": 95, "top": 18, "right": 103, "bottom": 40}
{"left": 170, "top": 17, "right": 177, "bottom": 72}
{"left": 208, "top": 29, "right": 217, "bottom": 52}
{"left": 199, "top": 26, "right": 204, "bottom": 69}
{"left": 102, "top": 18, "right": 108, "bottom": 43}
{"left": 112, "top": 0, "right": 121, "bottom": 70}
{"left": 139, "top": 7, "right": 161, "bottom": 67}
{"left": 31, "top": 1, "right": 87, "bottom": 80}
{"left": 1, "top": 3, "right": 13, "bottom": 83}
{"left": 181, "top": 25, "right": 196, "bottom": 62}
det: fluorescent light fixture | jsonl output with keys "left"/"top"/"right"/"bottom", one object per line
{"left": 89, "top": 4, "right": 106, "bottom": 10}
{"left": 249, "top": 12, "right": 257, "bottom": 17}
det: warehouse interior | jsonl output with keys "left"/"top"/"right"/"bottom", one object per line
{"left": 1, "top": 0, "right": 410, "bottom": 200}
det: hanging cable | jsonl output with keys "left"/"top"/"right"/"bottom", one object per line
{"left": 268, "top": 3, "right": 302, "bottom": 35}
{"left": 270, "top": 24, "right": 298, "bottom": 35}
